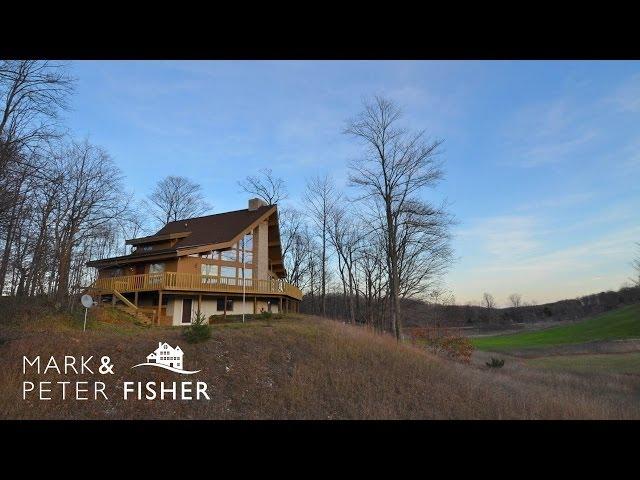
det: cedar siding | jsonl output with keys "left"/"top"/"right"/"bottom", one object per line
{"left": 87, "top": 199, "right": 301, "bottom": 325}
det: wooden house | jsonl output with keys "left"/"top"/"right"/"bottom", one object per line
{"left": 87, "top": 198, "right": 302, "bottom": 325}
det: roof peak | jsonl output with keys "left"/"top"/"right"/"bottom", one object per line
{"left": 166, "top": 204, "right": 274, "bottom": 225}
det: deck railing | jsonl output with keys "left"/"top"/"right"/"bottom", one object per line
{"left": 92, "top": 272, "right": 303, "bottom": 300}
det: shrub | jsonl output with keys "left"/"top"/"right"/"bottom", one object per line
{"left": 486, "top": 357, "right": 505, "bottom": 368}
{"left": 183, "top": 312, "right": 211, "bottom": 343}
{"left": 261, "top": 311, "right": 273, "bottom": 320}
{"left": 409, "top": 326, "right": 474, "bottom": 363}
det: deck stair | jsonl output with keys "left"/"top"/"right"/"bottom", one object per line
{"left": 113, "top": 304, "right": 156, "bottom": 324}
{"left": 111, "top": 289, "right": 156, "bottom": 324}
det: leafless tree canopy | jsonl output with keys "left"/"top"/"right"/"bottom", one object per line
{"left": 508, "top": 293, "right": 523, "bottom": 308}
{"left": 238, "top": 168, "right": 287, "bottom": 205}
{"left": 631, "top": 242, "right": 640, "bottom": 287}
{"left": 147, "top": 175, "right": 212, "bottom": 226}
{"left": 482, "top": 292, "right": 496, "bottom": 309}
{"left": 344, "top": 96, "right": 454, "bottom": 339}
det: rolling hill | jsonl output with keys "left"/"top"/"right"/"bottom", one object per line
{"left": 472, "top": 304, "right": 640, "bottom": 352}
{"left": 0, "top": 298, "right": 639, "bottom": 419}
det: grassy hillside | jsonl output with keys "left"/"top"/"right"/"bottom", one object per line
{"left": 472, "top": 304, "right": 640, "bottom": 352}
{"left": 1, "top": 301, "right": 639, "bottom": 419}
{"left": 526, "top": 352, "right": 640, "bottom": 375}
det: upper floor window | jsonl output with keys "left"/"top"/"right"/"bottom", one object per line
{"left": 221, "top": 247, "right": 237, "bottom": 262}
{"left": 201, "top": 264, "right": 218, "bottom": 277}
{"left": 149, "top": 263, "right": 165, "bottom": 274}
{"left": 220, "top": 266, "right": 236, "bottom": 278}
{"left": 243, "top": 232, "right": 253, "bottom": 251}
{"left": 142, "top": 245, "right": 153, "bottom": 252}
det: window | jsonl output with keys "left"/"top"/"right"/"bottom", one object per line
{"left": 240, "top": 267, "right": 252, "bottom": 279}
{"left": 243, "top": 232, "right": 253, "bottom": 251}
{"left": 241, "top": 249, "right": 253, "bottom": 264}
{"left": 220, "top": 266, "right": 236, "bottom": 278}
{"left": 201, "top": 264, "right": 218, "bottom": 284}
{"left": 142, "top": 246, "right": 153, "bottom": 252}
{"left": 216, "top": 298, "right": 233, "bottom": 312}
{"left": 149, "top": 263, "right": 165, "bottom": 274}
{"left": 239, "top": 233, "right": 253, "bottom": 263}
{"left": 221, "top": 248, "right": 236, "bottom": 262}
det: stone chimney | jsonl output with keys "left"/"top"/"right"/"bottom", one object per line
{"left": 248, "top": 198, "right": 267, "bottom": 211}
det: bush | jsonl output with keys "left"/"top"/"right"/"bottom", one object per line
{"left": 409, "top": 326, "right": 475, "bottom": 363}
{"left": 261, "top": 311, "right": 273, "bottom": 320}
{"left": 486, "top": 357, "right": 505, "bottom": 368}
{"left": 182, "top": 312, "right": 211, "bottom": 343}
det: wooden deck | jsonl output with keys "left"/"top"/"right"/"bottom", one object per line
{"left": 91, "top": 272, "right": 303, "bottom": 300}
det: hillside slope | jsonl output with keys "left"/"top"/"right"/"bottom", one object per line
{"left": 1, "top": 305, "right": 638, "bottom": 419}
{"left": 472, "top": 304, "right": 640, "bottom": 352}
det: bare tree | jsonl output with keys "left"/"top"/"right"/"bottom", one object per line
{"left": 345, "top": 96, "right": 450, "bottom": 340}
{"left": 482, "top": 292, "right": 496, "bottom": 309}
{"left": 0, "top": 61, "right": 75, "bottom": 293}
{"left": 238, "top": 168, "right": 287, "bottom": 205}
{"left": 0, "top": 61, "right": 74, "bottom": 160}
{"left": 147, "top": 175, "right": 212, "bottom": 226}
{"left": 304, "top": 174, "right": 339, "bottom": 317}
{"left": 508, "top": 293, "right": 523, "bottom": 308}
{"left": 51, "top": 139, "right": 130, "bottom": 300}
{"left": 328, "top": 205, "right": 362, "bottom": 323}
{"left": 279, "top": 206, "right": 308, "bottom": 285}
{"left": 631, "top": 242, "right": 640, "bottom": 287}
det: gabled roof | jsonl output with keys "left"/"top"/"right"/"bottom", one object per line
{"left": 86, "top": 203, "right": 286, "bottom": 277}
{"left": 157, "top": 204, "right": 273, "bottom": 249}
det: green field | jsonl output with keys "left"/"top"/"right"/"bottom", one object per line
{"left": 472, "top": 304, "right": 640, "bottom": 352}
{"left": 526, "top": 352, "right": 640, "bottom": 375}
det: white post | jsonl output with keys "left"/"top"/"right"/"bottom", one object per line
{"left": 242, "top": 235, "right": 246, "bottom": 323}
{"left": 83, "top": 308, "right": 88, "bottom": 332}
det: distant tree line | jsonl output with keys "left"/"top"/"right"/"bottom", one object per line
{"left": 401, "top": 285, "right": 640, "bottom": 329}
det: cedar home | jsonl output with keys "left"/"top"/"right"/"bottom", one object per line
{"left": 87, "top": 199, "right": 302, "bottom": 325}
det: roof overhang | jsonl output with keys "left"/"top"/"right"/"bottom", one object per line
{"left": 86, "top": 250, "right": 178, "bottom": 268}
{"left": 126, "top": 231, "right": 191, "bottom": 245}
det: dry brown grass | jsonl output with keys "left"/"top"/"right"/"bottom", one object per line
{"left": 1, "top": 303, "right": 639, "bottom": 419}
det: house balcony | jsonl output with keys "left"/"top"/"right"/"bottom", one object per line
{"left": 90, "top": 272, "right": 303, "bottom": 301}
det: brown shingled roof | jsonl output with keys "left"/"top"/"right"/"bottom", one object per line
{"left": 157, "top": 204, "right": 274, "bottom": 250}
{"left": 86, "top": 203, "right": 283, "bottom": 272}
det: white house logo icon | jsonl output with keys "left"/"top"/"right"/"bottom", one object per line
{"left": 132, "top": 342, "right": 201, "bottom": 374}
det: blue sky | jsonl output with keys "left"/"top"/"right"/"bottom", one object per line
{"left": 66, "top": 61, "right": 640, "bottom": 305}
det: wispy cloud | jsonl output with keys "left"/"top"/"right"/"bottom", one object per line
{"left": 609, "top": 73, "right": 640, "bottom": 113}
{"left": 500, "top": 96, "right": 599, "bottom": 168}
{"left": 458, "top": 215, "right": 542, "bottom": 261}
{"left": 515, "top": 192, "right": 594, "bottom": 211}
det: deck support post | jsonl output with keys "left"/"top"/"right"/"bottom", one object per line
{"left": 224, "top": 295, "right": 227, "bottom": 318}
{"left": 198, "top": 294, "right": 202, "bottom": 316}
{"left": 253, "top": 296, "right": 257, "bottom": 315}
{"left": 279, "top": 296, "right": 283, "bottom": 314}
{"left": 157, "top": 291, "right": 163, "bottom": 324}
{"left": 134, "top": 291, "right": 138, "bottom": 307}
